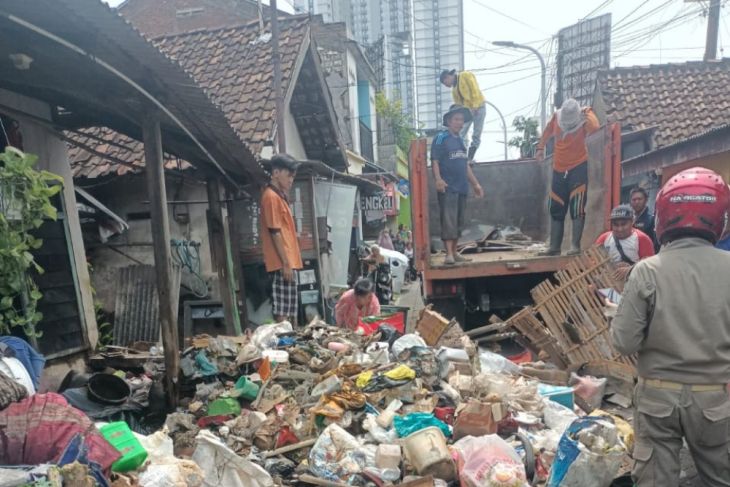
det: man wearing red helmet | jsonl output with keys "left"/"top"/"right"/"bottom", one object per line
{"left": 612, "top": 167, "right": 730, "bottom": 486}
{"left": 595, "top": 204, "right": 655, "bottom": 282}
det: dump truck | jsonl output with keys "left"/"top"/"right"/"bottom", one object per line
{"left": 410, "top": 123, "right": 622, "bottom": 328}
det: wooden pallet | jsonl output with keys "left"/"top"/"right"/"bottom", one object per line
{"left": 506, "top": 247, "right": 636, "bottom": 370}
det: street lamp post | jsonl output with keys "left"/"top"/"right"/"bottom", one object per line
{"left": 493, "top": 41, "right": 546, "bottom": 130}
{"left": 484, "top": 100, "right": 508, "bottom": 160}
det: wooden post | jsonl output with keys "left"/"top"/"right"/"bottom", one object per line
{"left": 226, "top": 196, "right": 249, "bottom": 327}
{"left": 143, "top": 117, "right": 179, "bottom": 408}
{"left": 206, "top": 178, "right": 241, "bottom": 335}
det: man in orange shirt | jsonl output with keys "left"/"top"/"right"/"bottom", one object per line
{"left": 536, "top": 98, "right": 600, "bottom": 255}
{"left": 260, "top": 154, "right": 303, "bottom": 324}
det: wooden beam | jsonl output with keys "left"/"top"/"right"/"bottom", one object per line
{"left": 206, "top": 178, "right": 241, "bottom": 335}
{"left": 226, "top": 197, "right": 249, "bottom": 327}
{"left": 143, "top": 117, "right": 180, "bottom": 408}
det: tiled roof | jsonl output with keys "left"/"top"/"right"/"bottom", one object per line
{"left": 69, "top": 127, "right": 189, "bottom": 179}
{"left": 154, "top": 16, "right": 309, "bottom": 157}
{"left": 70, "top": 16, "right": 311, "bottom": 178}
{"left": 596, "top": 59, "right": 730, "bottom": 148}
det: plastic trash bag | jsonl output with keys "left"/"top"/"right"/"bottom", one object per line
{"left": 547, "top": 417, "right": 625, "bottom": 487}
{"left": 309, "top": 424, "right": 374, "bottom": 481}
{"left": 193, "top": 430, "right": 274, "bottom": 487}
{"left": 479, "top": 350, "right": 521, "bottom": 375}
{"left": 569, "top": 373, "right": 607, "bottom": 412}
{"left": 139, "top": 460, "right": 204, "bottom": 487}
{"left": 383, "top": 364, "right": 416, "bottom": 381}
{"left": 453, "top": 435, "right": 527, "bottom": 487}
{"left": 393, "top": 412, "right": 450, "bottom": 438}
{"left": 542, "top": 400, "right": 578, "bottom": 436}
{"left": 392, "top": 334, "right": 427, "bottom": 358}
{"left": 251, "top": 322, "right": 293, "bottom": 350}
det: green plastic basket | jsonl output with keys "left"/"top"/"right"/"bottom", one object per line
{"left": 100, "top": 421, "right": 148, "bottom": 472}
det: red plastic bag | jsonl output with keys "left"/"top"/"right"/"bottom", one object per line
{"left": 357, "top": 312, "right": 405, "bottom": 336}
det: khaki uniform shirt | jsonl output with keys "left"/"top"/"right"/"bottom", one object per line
{"left": 612, "top": 237, "right": 730, "bottom": 384}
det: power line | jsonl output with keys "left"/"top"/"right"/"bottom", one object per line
{"left": 470, "top": 0, "right": 549, "bottom": 34}
{"left": 581, "top": 0, "right": 613, "bottom": 21}
{"left": 613, "top": 0, "right": 652, "bottom": 29}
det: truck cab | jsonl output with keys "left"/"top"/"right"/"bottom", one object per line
{"left": 410, "top": 123, "right": 621, "bottom": 327}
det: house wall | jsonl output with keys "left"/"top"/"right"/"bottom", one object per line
{"left": 0, "top": 89, "right": 98, "bottom": 351}
{"left": 661, "top": 151, "right": 730, "bottom": 183}
{"left": 284, "top": 104, "right": 308, "bottom": 160}
{"left": 84, "top": 174, "right": 218, "bottom": 314}
{"left": 347, "top": 50, "right": 361, "bottom": 155}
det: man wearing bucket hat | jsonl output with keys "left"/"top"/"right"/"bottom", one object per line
{"left": 612, "top": 167, "right": 730, "bottom": 486}
{"left": 536, "top": 98, "right": 600, "bottom": 256}
{"left": 431, "top": 105, "right": 484, "bottom": 265}
{"left": 595, "top": 204, "right": 655, "bottom": 281}
{"left": 439, "top": 69, "right": 486, "bottom": 162}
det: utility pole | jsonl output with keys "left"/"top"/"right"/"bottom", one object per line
{"left": 704, "top": 0, "right": 721, "bottom": 61}
{"left": 271, "top": 0, "right": 286, "bottom": 153}
{"left": 484, "top": 100, "right": 508, "bottom": 160}
{"left": 493, "top": 41, "right": 546, "bottom": 130}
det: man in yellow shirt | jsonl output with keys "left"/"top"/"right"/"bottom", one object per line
{"left": 440, "top": 69, "right": 486, "bottom": 162}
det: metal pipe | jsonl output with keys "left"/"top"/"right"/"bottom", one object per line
{"left": 493, "top": 41, "right": 546, "bottom": 130}
{"left": 484, "top": 100, "right": 508, "bottom": 160}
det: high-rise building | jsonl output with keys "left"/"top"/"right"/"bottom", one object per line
{"left": 413, "top": 0, "right": 465, "bottom": 131}
{"left": 293, "top": 0, "right": 350, "bottom": 24}
{"left": 351, "top": 0, "right": 415, "bottom": 124}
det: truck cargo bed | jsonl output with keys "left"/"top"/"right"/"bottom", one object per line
{"left": 428, "top": 250, "right": 574, "bottom": 279}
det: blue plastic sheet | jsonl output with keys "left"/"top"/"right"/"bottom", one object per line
{"left": 393, "top": 412, "right": 450, "bottom": 438}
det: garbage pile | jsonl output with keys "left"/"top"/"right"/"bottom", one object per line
{"left": 0, "top": 308, "right": 634, "bottom": 487}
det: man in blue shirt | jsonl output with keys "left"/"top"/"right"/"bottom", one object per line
{"left": 431, "top": 104, "right": 484, "bottom": 265}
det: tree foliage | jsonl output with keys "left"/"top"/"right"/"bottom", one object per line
{"left": 0, "top": 147, "right": 62, "bottom": 335}
{"left": 375, "top": 92, "right": 417, "bottom": 154}
{"left": 508, "top": 116, "right": 540, "bottom": 158}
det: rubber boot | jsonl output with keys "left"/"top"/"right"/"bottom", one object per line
{"left": 566, "top": 217, "right": 585, "bottom": 255}
{"left": 540, "top": 219, "right": 564, "bottom": 256}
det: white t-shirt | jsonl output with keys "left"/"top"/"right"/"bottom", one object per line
{"left": 602, "top": 232, "right": 640, "bottom": 264}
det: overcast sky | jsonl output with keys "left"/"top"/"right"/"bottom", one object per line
{"left": 103, "top": 0, "right": 725, "bottom": 161}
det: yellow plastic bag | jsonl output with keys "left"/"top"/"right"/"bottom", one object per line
{"left": 383, "top": 364, "right": 416, "bottom": 381}
{"left": 356, "top": 370, "right": 374, "bottom": 388}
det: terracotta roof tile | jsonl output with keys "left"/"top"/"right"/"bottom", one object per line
{"left": 597, "top": 59, "right": 730, "bottom": 148}
{"left": 70, "top": 16, "right": 311, "bottom": 178}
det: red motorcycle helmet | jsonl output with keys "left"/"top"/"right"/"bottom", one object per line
{"left": 655, "top": 167, "right": 730, "bottom": 244}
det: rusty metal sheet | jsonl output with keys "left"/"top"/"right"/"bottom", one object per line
{"left": 112, "top": 265, "right": 181, "bottom": 347}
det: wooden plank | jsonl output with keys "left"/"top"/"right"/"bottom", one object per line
{"left": 206, "top": 178, "right": 240, "bottom": 335}
{"left": 143, "top": 117, "right": 179, "bottom": 409}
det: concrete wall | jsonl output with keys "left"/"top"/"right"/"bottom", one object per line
{"left": 84, "top": 174, "right": 218, "bottom": 314}
{"left": 0, "top": 89, "right": 98, "bottom": 351}
{"left": 661, "top": 151, "right": 730, "bottom": 184}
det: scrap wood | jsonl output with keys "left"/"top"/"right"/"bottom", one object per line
{"left": 191, "top": 334, "right": 249, "bottom": 349}
{"left": 297, "top": 474, "right": 351, "bottom": 487}
{"left": 505, "top": 247, "right": 636, "bottom": 372}
{"left": 262, "top": 438, "right": 316, "bottom": 458}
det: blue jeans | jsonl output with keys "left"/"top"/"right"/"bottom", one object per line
{"left": 460, "top": 104, "right": 486, "bottom": 150}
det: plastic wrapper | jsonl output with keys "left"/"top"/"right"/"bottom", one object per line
{"left": 542, "top": 400, "right": 577, "bottom": 436}
{"left": 453, "top": 435, "right": 527, "bottom": 487}
{"left": 193, "top": 430, "right": 274, "bottom": 487}
{"left": 392, "top": 334, "right": 427, "bottom": 358}
{"left": 479, "top": 350, "right": 521, "bottom": 375}
{"left": 309, "top": 424, "right": 374, "bottom": 481}
{"left": 393, "top": 412, "right": 450, "bottom": 438}
{"left": 547, "top": 417, "right": 626, "bottom": 487}
{"left": 362, "top": 414, "right": 398, "bottom": 444}
{"left": 251, "top": 322, "right": 293, "bottom": 350}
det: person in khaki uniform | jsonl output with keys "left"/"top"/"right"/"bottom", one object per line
{"left": 612, "top": 167, "right": 730, "bottom": 487}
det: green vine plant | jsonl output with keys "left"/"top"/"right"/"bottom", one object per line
{"left": 0, "top": 147, "right": 63, "bottom": 336}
